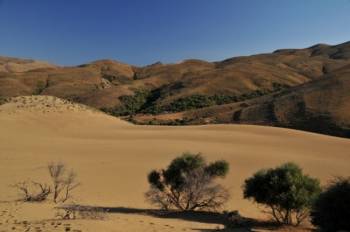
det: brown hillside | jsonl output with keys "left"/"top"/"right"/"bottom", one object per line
{"left": 0, "top": 56, "right": 57, "bottom": 73}
{"left": 143, "top": 64, "right": 350, "bottom": 137}
{"left": 0, "top": 41, "right": 350, "bottom": 137}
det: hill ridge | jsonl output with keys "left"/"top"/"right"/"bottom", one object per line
{"left": 0, "top": 41, "right": 350, "bottom": 137}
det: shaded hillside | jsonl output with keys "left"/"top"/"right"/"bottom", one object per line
{"left": 1, "top": 41, "right": 350, "bottom": 137}
{"left": 269, "top": 64, "right": 350, "bottom": 137}
{"left": 136, "top": 64, "right": 350, "bottom": 137}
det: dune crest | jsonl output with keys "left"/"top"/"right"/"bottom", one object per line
{"left": 0, "top": 96, "right": 94, "bottom": 113}
{"left": 0, "top": 95, "right": 131, "bottom": 127}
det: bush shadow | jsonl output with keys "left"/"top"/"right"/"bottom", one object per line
{"left": 61, "top": 205, "right": 292, "bottom": 231}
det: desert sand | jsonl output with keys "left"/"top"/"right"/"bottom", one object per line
{"left": 0, "top": 96, "right": 349, "bottom": 232}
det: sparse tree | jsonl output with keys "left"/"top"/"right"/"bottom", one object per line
{"left": 243, "top": 163, "right": 321, "bottom": 225}
{"left": 62, "top": 170, "right": 80, "bottom": 203}
{"left": 145, "top": 153, "right": 230, "bottom": 211}
{"left": 48, "top": 162, "right": 79, "bottom": 203}
{"left": 48, "top": 162, "right": 66, "bottom": 203}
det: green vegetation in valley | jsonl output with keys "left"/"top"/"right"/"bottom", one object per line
{"left": 102, "top": 83, "right": 289, "bottom": 116}
{"left": 102, "top": 89, "right": 150, "bottom": 116}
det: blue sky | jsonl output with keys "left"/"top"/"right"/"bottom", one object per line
{"left": 0, "top": 0, "right": 349, "bottom": 66}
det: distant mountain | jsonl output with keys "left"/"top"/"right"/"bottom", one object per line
{"left": 1, "top": 41, "right": 349, "bottom": 137}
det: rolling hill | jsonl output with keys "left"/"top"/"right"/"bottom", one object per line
{"left": 1, "top": 41, "right": 350, "bottom": 137}
{"left": 172, "top": 64, "right": 350, "bottom": 137}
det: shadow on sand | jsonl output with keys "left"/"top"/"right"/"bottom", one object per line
{"left": 61, "top": 205, "right": 287, "bottom": 232}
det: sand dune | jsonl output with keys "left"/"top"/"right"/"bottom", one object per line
{"left": 0, "top": 96, "right": 349, "bottom": 231}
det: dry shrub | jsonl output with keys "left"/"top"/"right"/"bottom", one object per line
{"left": 48, "top": 162, "right": 80, "bottom": 203}
{"left": 12, "top": 162, "right": 80, "bottom": 204}
{"left": 12, "top": 181, "right": 51, "bottom": 202}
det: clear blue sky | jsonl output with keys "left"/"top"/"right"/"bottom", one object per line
{"left": 0, "top": 0, "right": 349, "bottom": 66}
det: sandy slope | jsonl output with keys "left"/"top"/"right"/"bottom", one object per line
{"left": 0, "top": 96, "right": 349, "bottom": 232}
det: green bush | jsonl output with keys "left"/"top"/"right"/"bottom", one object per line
{"left": 310, "top": 177, "right": 350, "bottom": 232}
{"left": 0, "top": 97, "right": 9, "bottom": 106}
{"left": 34, "top": 80, "right": 47, "bottom": 95}
{"left": 101, "top": 89, "right": 150, "bottom": 116}
{"left": 243, "top": 163, "right": 321, "bottom": 225}
{"left": 166, "top": 95, "right": 215, "bottom": 112}
{"left": 119, "top": 90, "right": 149, "bottom": 115}
{"left": 209, "top": 94, "right": 238, "bottom": 105}
{"left": 145, "top": 153, "right": 230, "bottom": 211}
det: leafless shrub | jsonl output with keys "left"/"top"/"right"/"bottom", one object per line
{"left": 11, "top": 162, "right": 79, "bottom": 204}
{"left": 48, "top": 162, "right": 80, "bottom": 203}
{"left": 12, "top": 181, "right": 51, "bottom": 202}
